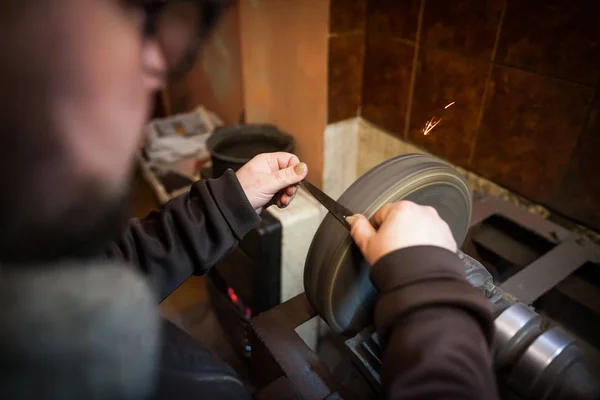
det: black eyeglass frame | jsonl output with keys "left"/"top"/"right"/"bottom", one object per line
{"left": 137, "top": 0, "right": 230, "bottom": 80}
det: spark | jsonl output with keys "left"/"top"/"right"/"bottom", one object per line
{"left": 421, "top": 101, "right": 455, "bottom": 136}
{"left": 422, "top": 117, "right": 443, "bottom": 136}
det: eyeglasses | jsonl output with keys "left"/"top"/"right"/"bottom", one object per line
{"left": 134, "top": 0, "right": 228, "bottom": 80}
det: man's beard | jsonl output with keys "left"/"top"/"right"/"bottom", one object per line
{"left": 0, "top": 187, "right": 132, "bottom": 265}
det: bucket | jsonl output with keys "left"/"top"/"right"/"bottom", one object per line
{"left": 206, "top": 124, "right": 295, "bottom": 177}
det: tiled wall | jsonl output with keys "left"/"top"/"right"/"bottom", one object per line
{"left": 329, "top": 0, "right": 600, "bottom": 231}
{"left": 328, "top": 0, "right": 366, "bottom": 122}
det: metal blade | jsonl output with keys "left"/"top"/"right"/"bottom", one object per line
{"left": 301, "top": 181, "right": 354, "bottom": 230}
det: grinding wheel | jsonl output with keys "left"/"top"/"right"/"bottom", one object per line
{"left": 304, "top": 154, "right": 472, "bottom": 336}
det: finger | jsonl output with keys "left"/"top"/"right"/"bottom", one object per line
{"left": 285, "top": 185, "right": 296, "bottom": 197}
{"left": 423, "top": 205, "right": 440, "bottom": 218}
{"left": 286, "top": 154, "right": 301, "bottom": 168}
{"left": 372, "top": 201, "right": 416, "bottom": 227}
{"left": 372, "top": 203, "right": 395, "bottom": 228}
{"left": 269, "top": 162, "right": 307, "bottom": 192}
{"left": 347, "top": 214, "right": 377, "bottom": 254}
{"left": 278, "top": 193, "right": 289, "bottom": 208}
{"left": 286, "top": 190, "right": 297, "bottom": 206}
{"left": 281, "top": 186, "right": 299, "bottom": 207}
{"left": 267, "top": 152, "right": 301, "bottom": 171}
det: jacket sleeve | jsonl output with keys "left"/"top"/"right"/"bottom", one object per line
{"left": 370, "top": 246, "right": 500, "bottom": 400}
{"left": 104, "top": 170, "right": 261, "bottom": 302}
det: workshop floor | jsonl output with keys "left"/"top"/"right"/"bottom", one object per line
{"left": 131, "top": 169, "right": 244, "bottom": 375}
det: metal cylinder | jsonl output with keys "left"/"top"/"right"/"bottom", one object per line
{"left": 463, "top": 255, "right": 600, "bottom": 399}
{"left": 552, "top": 361, "right": 600, "bottom": 400}
{"left": 494, "top": 303, "right": 542, "bottom": 370}
{"left": 507, "top": 327, "right": 578, "bottom": 399}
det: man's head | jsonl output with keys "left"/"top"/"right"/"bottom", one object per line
{"left": 0, "top": 0, "right": 225, "bottom": 263}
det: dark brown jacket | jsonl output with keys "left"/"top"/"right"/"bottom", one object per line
{"left": 106, "top": 170, "right": 499, "bottom": 399}
{"left": 371, "top": 247, "right": 499, "bottom": 399}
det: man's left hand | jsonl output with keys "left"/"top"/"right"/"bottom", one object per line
{"left": 235, "top": 152, "right": 308, "bottom": 212}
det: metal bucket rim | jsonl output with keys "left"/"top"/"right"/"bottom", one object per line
{"left": 207, "top": 123, "right": 294, "bottom": 165}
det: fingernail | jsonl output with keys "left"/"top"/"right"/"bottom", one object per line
{"left": 345, "top": 216, "right": 355, "bottom": 225}
{"left": 294, "top": 162, "right": 307, "bottom": 175}
{"left": 279, "top": 194, "right": 288, "bottom": 208}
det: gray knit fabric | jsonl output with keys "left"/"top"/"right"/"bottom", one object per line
{"left": 0, "top": 262, "right": 159, "bottom": 400}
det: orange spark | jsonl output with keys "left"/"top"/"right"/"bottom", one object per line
{"left": 422, "top": 101, "right": 455, "bottom": 136}
{"left": 422, "top": 117, "right": 443, "bottom": 136}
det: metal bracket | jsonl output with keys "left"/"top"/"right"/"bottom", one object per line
{"left": 471, "top": 196, "right": 600, "bottom": 304}
{"left": 250, "top": 294, "right": 341, "bottom": 400}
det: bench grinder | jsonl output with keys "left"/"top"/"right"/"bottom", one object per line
{"left": 299, "top": 154, "right": 599, "bottom": 400}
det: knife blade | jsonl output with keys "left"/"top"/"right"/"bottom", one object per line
{"left": 301, "top": 180, "right": 355, "bottom": 230}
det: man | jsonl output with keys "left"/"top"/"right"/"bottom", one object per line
{"left": 0, "top": 0, "right": 498, "bottom": 399}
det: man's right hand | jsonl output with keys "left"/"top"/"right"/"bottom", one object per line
{"left": 347, "top": 201, "right": 457, "bottom": 266}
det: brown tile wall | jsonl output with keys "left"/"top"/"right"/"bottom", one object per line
{"left": 338, "top": 0, "right": 600, "bottom": 231}
{"left": 328, "top": 0, "right": 366, "bottom": 122}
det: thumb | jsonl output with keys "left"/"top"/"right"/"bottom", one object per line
{"left": 347, "top": 214, "right": 376, "bottom": 254}
{"left": 268, "top": 162, "right": 308, "bottom": 192}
